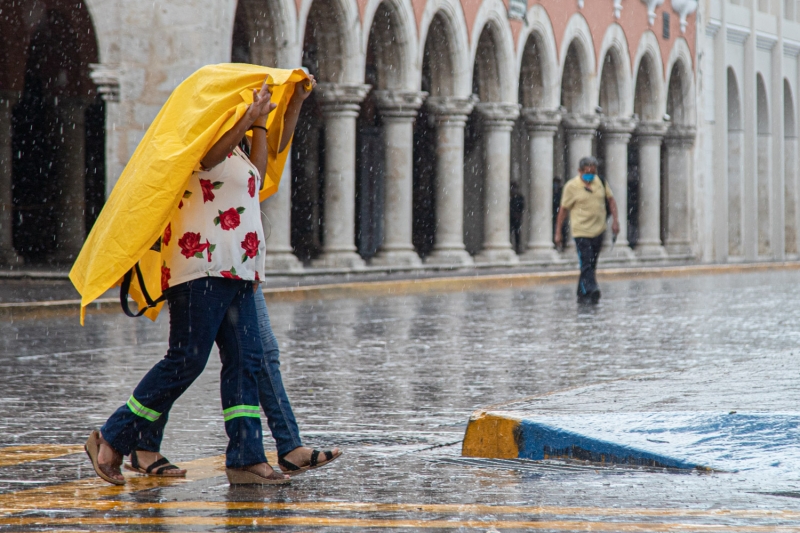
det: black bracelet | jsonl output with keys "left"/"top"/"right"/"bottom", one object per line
{"left": 250, "top": 125, "right": 268, "bottom": 133}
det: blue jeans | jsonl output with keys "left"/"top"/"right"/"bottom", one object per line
{"left": 101, "top": 278, "right": 267, "bottom": 469}
{"left": 136, "top": 287, "right": 303, "bottom": 457}
{"left": 575, "top": 234, "right": 604, "bottom": 297}
{"left": 253, "top": 288, "right": 303, "bottom": 456}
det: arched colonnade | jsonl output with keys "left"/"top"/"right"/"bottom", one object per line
{"left": 0, "top": 0, "right": 697, "bottom": 269}
{"left": 238, "top": 0, "right": 698, "bottom": 269}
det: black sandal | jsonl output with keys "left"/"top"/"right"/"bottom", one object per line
{"left": 278, "top": 448, "right": 342, "bottom": 476}
{"left": 124, "top": 449, "right": 186, "bottom": 477}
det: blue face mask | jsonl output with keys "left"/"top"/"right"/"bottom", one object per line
{"left": 581, "top": 173, "right": 595, "bottom": 183}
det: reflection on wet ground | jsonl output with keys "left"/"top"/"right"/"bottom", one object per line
{"left": 1, "top": 271, "right": 800, "bottom": 531}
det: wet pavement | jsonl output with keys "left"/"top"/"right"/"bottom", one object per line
{"left": 2, "top": 269, "right": 800, "bottom": 531}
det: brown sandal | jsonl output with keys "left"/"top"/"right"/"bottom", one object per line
{"left": 124, "top": 450, "right": 186, "bottom": 477}
{"left": 84, "top": 430, "right": 125, "bottom": 485}
{"left": 278, "top": 448, "right": 342, "bottom": 476}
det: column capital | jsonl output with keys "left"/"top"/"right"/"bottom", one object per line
{"left": 665, "top": 124, "right": 697, "bottom": 147}
{"left": 562, "top": 113, "right": 600, "bottom": 135}
{"left": 89, "top": 63, "right": 121, "bottom": 102}
{"left": 601, "top": 117, "right": 636, "bottom": 143}
{"left": 316, "top": 83, "right": 371, "bottom": 116}
{"left": 475, "top": 102, "right": 520, "bottom": 123}
{"left": 522, "top": 108, "right": 561, "bottom": 132}
{"left": 426, "top": 96, "right": 476, "bottom": 124}
{"left": 374, "top": 90, "right": 427, "bottom": 118}
{"left": 636, "top": 120, "right": 669, "bottom": 143}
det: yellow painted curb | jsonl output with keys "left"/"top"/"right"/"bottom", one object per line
{"left": 461, "top": 411, "right": 521, "bottom": 459}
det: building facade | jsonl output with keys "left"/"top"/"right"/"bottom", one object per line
{"left": 0, "top": 0, "right": 794, "bottom": 271}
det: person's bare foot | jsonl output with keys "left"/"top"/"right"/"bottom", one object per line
{"left": 96, "top": 432, "right": 125, "bottom": 483}
{"left": 242, "top": 462, "right": 289, "bottom": 480}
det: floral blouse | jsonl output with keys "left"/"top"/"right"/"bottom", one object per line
{"left": 160, "top": 146, "right": 265, "bottom": 290}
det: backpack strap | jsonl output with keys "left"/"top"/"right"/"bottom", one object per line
{"left": 120, "top": 263, "right": 165, "bottom": 318}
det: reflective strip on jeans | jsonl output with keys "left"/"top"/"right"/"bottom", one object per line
{"left": 126, "top": 395, "right": 161, "bottom": 422}
{"left": 223, "top": 404, "right": 261, "bottom": 422}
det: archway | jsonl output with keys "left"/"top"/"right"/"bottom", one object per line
{"left": 1, "top": 0, "right": 103, "bottom": 265}
{"left": 465, "top": 21, "right": 517, "bottom": 263}
{"left": 663, "top": 60, "right": 694, "bottom": 256}
{"left": 358, "top": 1, "right": 413, "bottom": 263}
{"left": 559, "top": 40, "right": 595, "bottom": 184}
{"left": 290, "top": 0, "right": 350, "bottom": 263}
{"left": 784, "top": 80, "right": 797, "bottom": 255}
{"left": 517, "top": 30, "right": 558, "bottom": 259}
{"left": 597, "top": 46, "right": 634, "bottom": 257}
{"left": 727, "top": 68, "right": 744, "bottom": 257}
{"left": 630, "top": 52, "right": 665, "bottom": 255}
{"left": 756, "top": 74, "right": 770, "bottom": 256}
{"left": 413, "top": 13, "right": 455, "bottom": 258}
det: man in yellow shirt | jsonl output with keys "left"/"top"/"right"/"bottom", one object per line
{"left": 554, "top": 157, "right": 620, "bottom": 304}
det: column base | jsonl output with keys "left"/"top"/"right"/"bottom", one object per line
{"left": 635, "top": 242, "right": 668, "bottom": 260}
{"left": 602, "top": 244, "right": 636, "bottom": 262}
{"left": 263, "top": 252, "right": 303, "bottom": 272}
{"left": 312, "top": 251, "right": 365, "bottom": 269}
{"left": 474, "top": 248, "right": 519, "bottom": 265}
{"left": 371, "top": 248, "right": 422, "bottom": 267}
{"left": 425, "top": 248, "right": 474, "bottom": 266}
{"left": 520, "top": 246, "right": 560, "bottom": 263}
{"left": 664, "top": 242, "right": 693, "bottom": 257}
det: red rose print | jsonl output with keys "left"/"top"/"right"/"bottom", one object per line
{"left": 178, "top": 200, "right": 184, "bottom": 209}
{"left": 163, "top": 223, "right": 172, "bottom": 247}
{"left": 214, "top": 207, "right": 245, "bottom": 230}
{"left": 199, "top": 179, "right": 223, "bottom": 203}
{"left": 206, "top": 240, "right": 216, "bottom": 263}
{"left": 248, "top": 172, "right": 256, "bottom": 198}
{"left": 220, "top": 267, "right": 241, "bottom": 279}
{"left": 254, "top": 271, "right": 260, "bottom": 281}
{"left": 240, "top": 231, "right": 260, "bottom": 262}
{"left": 161, "top": 263, "right": 171, "bottom": 291}
{"left": 178, "top": 232, "right": 210, "bottom": 259}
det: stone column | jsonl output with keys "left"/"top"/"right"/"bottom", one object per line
{"left": 786, "top": 133, "right": 799, "bottom": 256}
{"left": 473, "top": 102, "right": 519, "bottom": 264}
{"left": 371, "top": 90, "right": 427, "bottom": 267}
{"left": 312, "top": 83, "right": 370, "bottom": 269}
{"left": 663, "top": 125, "right": 696, "bottom": 257}
{"left": 53, "top": 98, "right": 90, "bottom": 264}
{"left": 520, "top": 109, "right": 560, "bottom": 262}
{"left": 635, "top": 121, "right": 668, "bottom": 258}
{"left": 600, "top": 118, "right": 636, "bottom": 260}
{"left": 0, "top": 91, "right": 22, "bottom": 265}
{"left": 262, "top": 149, "right": 302, "bottom": 271}
{"left": 424, "top": 97, "right": 475, "bottom": 266}
{"left": 562, "top": 114, "right": 599, "bottom": 179}
{"left": 561, "top": 115, "right": 599, "bottom": 253}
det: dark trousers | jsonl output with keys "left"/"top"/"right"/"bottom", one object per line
{"left": 137, "top": 287, "right": 303, "bottom": 458}
{"left": 574, "top": 234, "right": 604, "bottom": 297}
{"left": 100, "top": 278, "right": 267, "bottom": 469}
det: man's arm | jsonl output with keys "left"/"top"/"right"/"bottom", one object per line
{"left": 607, "top": 196, "right": 620, "bottom": 235}
{"left": 554, "top": 206, "right": 569, "bottom": 248}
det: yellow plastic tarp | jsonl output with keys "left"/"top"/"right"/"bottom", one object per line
{"left": 69, "top": 63, "right": 309, "bottom": 324}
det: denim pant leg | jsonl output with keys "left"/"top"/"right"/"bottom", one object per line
{"left": 254, "top": 289, "right": 303, "bottom": 457}
{"left": 217, "top": 282, "right": 267, "bottom": 469}
{"left": 101, "top": 279, "right": 234, "bottom": 455}
{"left": 575, "top": 236, "right": 602, "bottom": 297}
